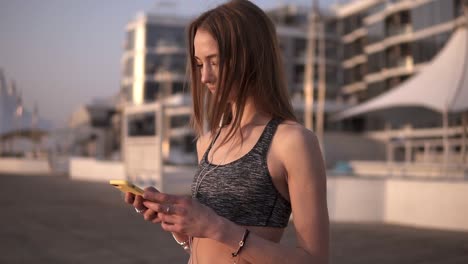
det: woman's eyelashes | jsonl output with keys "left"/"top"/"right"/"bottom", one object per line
{"left": 195, "top": 60, "right": 218, "bottom": 69}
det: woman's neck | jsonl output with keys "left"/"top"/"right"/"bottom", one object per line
{"left": 230, "top": 97, "right": 270, "bottom": 128}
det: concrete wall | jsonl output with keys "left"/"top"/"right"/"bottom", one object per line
{"left": 163, "top": 165, "right": 197, "bottom": 194}
{"left": 69, "top": 158, "right": 195, "bottom": 194}
{"left": 0, "top": 158, "right": 51, "bottom": 175}
{"left": 70, "top": 157, "right": 125, "bottom": 182}
{"left": 66, "top": 159, "right": 468, "bottom": 232}
{"left": 385, "top": 179, "right": 468, "bottom": 231}
{"left": 323, "top": 132, "right": 387, "bottom": 168}
{"left": 328, "top": 176, "right": 468, "bottom": 232}
{"left": 327, "top": 177, "right": 386, "bottom": 222}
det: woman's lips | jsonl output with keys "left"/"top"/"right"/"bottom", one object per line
{"left": 207, "top": 86, "right": 216, "bottom": 93}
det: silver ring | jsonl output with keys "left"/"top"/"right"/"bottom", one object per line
{"left": 165, "top": 205, "right": 171, "bottom": 214}
{"left": 135, "top": 207, "right": 145, "bottom": 214}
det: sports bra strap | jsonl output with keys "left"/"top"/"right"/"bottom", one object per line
{"left": 252, "top": 118, "right": 281, "bottom": 155}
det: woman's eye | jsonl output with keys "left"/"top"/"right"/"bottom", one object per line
{"left": 196, "top": 64, "right": 203, "bottom": 68}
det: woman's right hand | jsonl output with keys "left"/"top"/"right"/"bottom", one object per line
{"left": 125, "top": 187, "right": 190, "bottom": 250}
{"left": 124, "top": 186, "right": 161, "bottom": 223}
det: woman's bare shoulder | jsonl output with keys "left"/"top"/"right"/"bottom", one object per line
{"left": 276, "top": 120, "right": 318, "bottom": 145}
{"left": 274, "top": 120, "right": 321, "bottom": 164}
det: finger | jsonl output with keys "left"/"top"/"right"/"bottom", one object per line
{"left": 143, "top": 191, "right": 179, "bottom": 204}
{"left": 143, "top": 209, "right": 158, "bottom": 221}
{"left": 145, "top": 186, "right": 160, "bottom": 193}
{"left": 125, "top": 192, "right": 135, "bottom": 204}
{"left": 152, "top": 215, "right": 163, "bottom": 224}
{"left": 158, "top": 213, "right": 179, "bottom": 224}
{"left": 143, "top": 202, "right": 185, "bottom": 216}
{"left": 133, "top": 194, "right": 146, "bottom": 211}
{"left": 161, "top": 221, "right": 180, "bottom": 233}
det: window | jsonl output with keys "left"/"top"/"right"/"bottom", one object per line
{"left": 412, "top": 32, "right": 450, "bottom": 64}
{"left": 120, "top": 85, "right": 132, "bottom": 102}
{"left": 125, "top": 30, "right": 135, "bottom": 50}
{"left": 344, "top": 68, "right": 354, "bottom": 85}
{"left": 170, "top": 115, "right": 190, "bottom": 128}
{"left": 326, "top": 65, "right": 337, "bottom": 85}
{"left": 123, "top": 58, "right": 133, "bottom": 78}
{"left": 386, "top": 43, "right": 412, "bottom": 68}
{"left": 127, "top": 113, "right": 156, "bottom": 137}
{"left": 144, "top": 82, "right": 160, "bottom": 102}
{"left": 146, "top": 25, "right": 185, "bottom": 48}
{"left": 145, "top": 54, "right": 186, "bottom": 75}
{"left": 412, "top": 0, "right": 455, "bottom": 31}
{"left": 367, "top": 21, "right": 385, "bottom": 44}
{"left": 367, "top": 81, "right": 386, "bottom": 98}
{"left": 170, "top": 135, "right": 196, "bottom": 153}
{"left": 341, "top": 13, "right": 365, "bottom": 35}
{"left": 325, "top": 20, "right": 337, "bottom": 35}
{"left": 455, "top": 0, "right": 468, "bottom": 17}
{"left": 326, "top": 41, "right": 338, "bottom": 59}
{"left": 294, "top": 64, "right": 305, "bottom": 84}
{"left": 368, "top": 51, "right": 385, "bottom": 73}
{"left": 386, "top": 11, "right": 411, "bottom": 37}
{"left": 368, "top": 2, "right": 386, "bottom": 16}
{"left": 294, "top": 38, "right": 306, "bottom": 58}
{"left": 172, "top": 82, "right": 185, "bottom": 94}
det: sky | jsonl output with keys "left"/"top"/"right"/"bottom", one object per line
{"left": 0, "top": 0, "right": 335, "bottom": 128}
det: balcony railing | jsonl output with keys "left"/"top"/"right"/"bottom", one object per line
{"left": 387, "top": 56, "right": 414, "bottom": 70}
{"left": 387, "top": 24, "right": 412, "bottom": 37}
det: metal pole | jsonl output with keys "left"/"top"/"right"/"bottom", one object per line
{"left": 304, "top": 0, "right": 318, "bottom": 130}
{"left": 316, "top": 18, "right": 327, "bottom": 153}
{"left": 442, "top": 109, "right": 449, "bottom": 176}
{"left": 462, "top": 112, "right": 467, "bottom": 164}
{"left": 157, "top": 103, "right": 165, "bottom": 192}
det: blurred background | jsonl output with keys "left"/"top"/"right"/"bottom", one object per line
{"left": 1, "top": 0, "right": 468, "bottom": 263}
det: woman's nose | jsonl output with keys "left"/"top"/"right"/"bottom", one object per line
{"left": 201, "top": 65, "right": 212, "bottom": 84}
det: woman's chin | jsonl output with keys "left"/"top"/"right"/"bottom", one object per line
{"left": 208, "top": 87, "right": 216, "bottom": 94}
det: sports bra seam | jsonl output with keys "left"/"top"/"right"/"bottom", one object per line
{"left": 203, "top": 118, "right": 275, "bottom": 167}
{"left": 265, "top": 193, "right": 279, "bottom": 226}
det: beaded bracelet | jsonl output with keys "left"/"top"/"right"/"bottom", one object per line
{"left": 172, "top": 233, "right": 190, "bottom": 251}
{"left": 232, "top": 229, "right": 250, "bottom": 257}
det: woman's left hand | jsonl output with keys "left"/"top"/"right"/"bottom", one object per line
{"left": 142, "top": 189, "right": 223, "bottom": 239}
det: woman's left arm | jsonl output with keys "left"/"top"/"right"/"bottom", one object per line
{"left": 142, "top": 127, "right": 329, "bottom": 264}
{"left": 212, "top": 127, "right": 329, "bottom": 264}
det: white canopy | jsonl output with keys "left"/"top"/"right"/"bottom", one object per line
{"left": 335, "top": 27, "right": 468, "bottom": 120}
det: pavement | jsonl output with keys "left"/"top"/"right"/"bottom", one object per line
{"left": 1, "top": 173, "right": 468, "bottom": 264}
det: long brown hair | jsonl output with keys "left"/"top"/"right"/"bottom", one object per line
{"left": 187, "top": 0, "right": 296, "bottom": 143}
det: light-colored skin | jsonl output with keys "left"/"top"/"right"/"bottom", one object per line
{"left": 124, "top": 29, "right": 329, "bottom": 264}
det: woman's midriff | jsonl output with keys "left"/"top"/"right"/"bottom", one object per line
{"left": 190, "top": 226, "right": 285, "bottom": 264}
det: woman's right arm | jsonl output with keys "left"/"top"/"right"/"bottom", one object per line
{"left": 170, "top": 133, "right": 211, "bottom": 250}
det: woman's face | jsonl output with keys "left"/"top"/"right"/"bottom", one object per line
{"left": 194, "top": 29, "right": 219, "bottom": 94}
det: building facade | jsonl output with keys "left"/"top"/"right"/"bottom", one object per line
{"left": 120, "top": 13, "right": 188, "bottom": 105}
{"left": 334, "top": 0, "right": 467, "bottom": 130}
{"left": 119, "top": 13, "right": 194, "bottom": 168}
{"left": 267, "top": 5, "right": 344, "bottom": 128}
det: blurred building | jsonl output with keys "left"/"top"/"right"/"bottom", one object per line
{"left": 267, "top": 4, "right": 346, "bottom": 129}
{"left": 120, "top": 13, "right": 188, "bottom": 105}
{"left": 333, "top": 0, "right": 468, "bottom": 131}
{"left": 0, "top": 68, "right": 51, "bottom": 157}
{"left": 67, "top": 97, "right": 120, "bottom": 159}
{"left": 119, "top": 13, "right": 195, "bottom": 169}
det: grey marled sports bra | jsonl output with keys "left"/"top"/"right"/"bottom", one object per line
{"left": 191, "top": 118, "right": 291, "bottom": 228}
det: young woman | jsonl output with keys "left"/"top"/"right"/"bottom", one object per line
{"left": 125, "top": 1, "right": 329, "bottom": 263}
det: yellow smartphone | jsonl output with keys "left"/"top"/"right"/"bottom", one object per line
{"left": 109, "top": 180, "right": 144, "bottom": 195}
